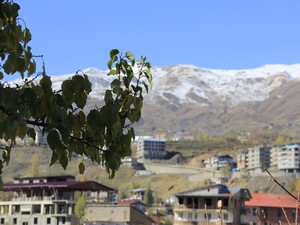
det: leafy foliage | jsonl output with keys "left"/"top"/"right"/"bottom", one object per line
{"left": 0, "top": 1, "right": 152, "bottom": 177}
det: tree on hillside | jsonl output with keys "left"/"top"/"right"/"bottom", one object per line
{"left": 144, "top": 184, "right": 154, "bottom": 207}
{"left": 0, "top": 1, "right": 152, "bottom": 177}
{"left": 74, "top": 196, "right": 86, "bottom": 224}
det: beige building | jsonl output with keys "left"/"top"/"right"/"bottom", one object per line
{"left": 0, "top": 175, "right": 115, "bottom": 225}
{"left": 245, "top": 146, "right": 271, "bottom": 172}
{"left": 271, "top": 144, "right": 300, "bottom": 173}
{"left": 83, "top": 204, "right": 155, "bottom": 225}
{"left": 173, "top": 184, "right": 251, "bottom": 225}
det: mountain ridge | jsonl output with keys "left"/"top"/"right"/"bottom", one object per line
{"left": 14, "top": 63, "right": 300, "bottom": 135}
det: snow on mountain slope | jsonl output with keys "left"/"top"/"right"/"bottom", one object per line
{"left": 12, "top": 63, "right": 300, "bottom": 108}
{"left": 149, "top": 64, "right": 300, "bottom": 107}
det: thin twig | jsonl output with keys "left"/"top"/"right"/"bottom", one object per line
{"left": 204, "top": 204, "right": 209, "bottom": 225}
{"left": 277, "top": 195, "right": 291, "bottom": 225}
{"left": 260, "top": 163, "right": 298, "bottom": 200}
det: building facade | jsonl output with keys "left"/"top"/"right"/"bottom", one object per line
{"left": 203, "top": 155, "right": 234, "bottom": 170}
{"left": 244, "top": 146, "right": 271, "bottom": 172}
{"left": 83, "top": 204, "right": 154, "bottom": 225}
{"left": 243, "top": 193, "right": 297, "bottom": 225}
{"left": 271, "top": 144, "right": 300, "bottom": 173}
{"left": 137, "top": 138, "right": 166, "bottom": 160}
{"left": 0, "top": 175, "right": 115, "bottom": 225}
{"left": 173, "top": 184, "right": 251, "bottom": 225}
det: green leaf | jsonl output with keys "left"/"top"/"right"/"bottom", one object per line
{"left": 78, "top": 162, "right": 85, "bottom": 174}
{"left": 74, "top": 91, "right": 87, "bottom": 109}
{"left": 72, "top": 75, "right": 84, "bottom": 93}
{"left": 125, "top": 51, "right": 135, "bottom": 65}
{"left": 110, "top": 49, "right": 119, "bottom": 58}
{"left": 84, "top": 75, "right": 92, "bottom": 93}
{"left": 3, "top": 51, "right": 17, "bottom": 74}
{"left": 27, "top": 128, "right": 36, "bottom": 140}
{"left": 104, "top": 90, "right": 113, "bottom": 104}
{"left": 47, "top": 129, "right": 60, "bottom": 150}
{"left": 108, "top": 69, "right": 119, "bottom": 75}
{"left": 62, "top": 80, "right": 75, "bottom": 106}
{"left": 49, "top": 152, "right": 58, "bottom": 166}
{"left": 16, "top": 122, "right": 27, "bottom": 139}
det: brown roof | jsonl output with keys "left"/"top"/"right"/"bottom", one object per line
{"left": 3, "top": 181, "right": 114, "bottom": 192}
{"left": 245, "top": 193, "right": 297, "bottom": 208}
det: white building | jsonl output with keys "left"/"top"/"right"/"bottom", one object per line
{"left": 137, "top": 137, "right": 166, "bottom": 160}
{"left": 271, "top": 143, "right": 300, "bottom": 173}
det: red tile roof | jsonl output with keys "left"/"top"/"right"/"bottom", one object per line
{"left": 246, "top": 193, "right": 298, "bottom": 208}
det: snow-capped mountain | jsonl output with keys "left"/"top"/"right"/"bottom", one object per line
{"left": 32, "top": 63, "right": 300, "bottom": 134}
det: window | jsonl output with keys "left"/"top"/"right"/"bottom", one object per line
{"left": 47, "top": 218, "right": 51, "bottom": 224}
{"left": 292, "top": 210, "right": 296, "bottom": 218}
{"left": 194, "top": 213, "right": 198, "bottom": 221}
{"left": 223, "top": 213, "right": 228, "bottom": 221}
{"left": 262, "top": 208, "right": 268, "bottom": 217}
{"left": 252, "top": 208, "right": 257, "bottom": 216}
{"left": 188, "top": 213, "right": 192, "bottom": 220}
{"left": 0, "top": 218, "right": 4, "bottom": 224}
{"left": 178, "top": 212, "right": 183, "bottom": 220}
{"left": 13, "top": 218, "right": 17, "bottom": 224}
{"left": 34, "top": 218, "right": 38, "bottom": 224}
{"left": 277, "top": 209, "right": 282, "bottom": 218}
{"left": 204, "top": 213, "right": 211, "bottom": 220}
{"left": 204, "top": 198, "right": 212, "bottom": 206}
{"left": 223, "top": 198, "right": 229, "bottom": 207}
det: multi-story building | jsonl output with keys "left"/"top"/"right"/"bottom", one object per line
{"left": 203, "top": 155, "right": 234, "bottom": 170}
{"left": 137, "top": 138, "right": 166, "bottom": 160}
{"left": 271, "top": 144, "right": 300, "bottom": 173}
{"left": 246, "top": 146, "right": 271, "bottom": 172}
{"left": 243, "top": 193, "right": 297, "bottom": 225}
{"left": 173, "top": 184, "right": 251, "bottom": 225}
{"left": 0, "top": 175, "right": 116, "bottom": 225}
{"left": 237, "top": 150, "right": 247, "bottom": 171}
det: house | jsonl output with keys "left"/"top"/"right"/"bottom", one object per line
{"left": 117, "top": 199, "right": 146, "bottom": 213}
{"left": 129, "top": 188, "right": 146, "bottom": 201}
{"left": 203, "top": 155, "right": 234, "bottom": 170}
{"left": 83, "top": 204, "right": 155, "bottom": 225}
{"left": 243, "top": 193, "right": 298, "bottom": 225}
{"left": 0, "top": 175, "right": 116, "bottom": 225}
{"left": 173, "top": 184, "right": 251, "bottom": 225}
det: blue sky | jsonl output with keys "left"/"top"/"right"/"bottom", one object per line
{"left": 15, "top": 0, "right": 300, "bottom": 77}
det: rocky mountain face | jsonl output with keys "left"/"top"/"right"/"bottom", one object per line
{"left": 50, "top": 64, "right": 300, "bottom": 135}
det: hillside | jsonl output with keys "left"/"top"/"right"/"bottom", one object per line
{"left": 2, "top": 146, "right": 297, "bottom": 202}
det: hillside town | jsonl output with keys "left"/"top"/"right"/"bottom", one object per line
{"left": 0, "top": 135, "right": 299, "bottom": 225}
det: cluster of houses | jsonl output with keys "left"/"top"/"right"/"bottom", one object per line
{"left": 201, "top": 143, "right": 300, "bottom": 176}
{"left": 0, "top": 175, "right": 298, "bottom": 225}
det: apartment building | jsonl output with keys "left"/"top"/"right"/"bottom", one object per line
{"left": 271, "top": 144, "right": 300, "bottom": 173}
{"left": 237, "top": 146, "right": 271, "bottom": 172}
{"left": 173, "top": 184, "right": 251, "bottom": 225}
{"left": 0, "top": 175, "right": 115, "bottom": 225}
{"left": 237, "top": 150, "right": 247, "bottom": 170}
{"left": 137, "top": 138, "right": 166, "bottom": 160}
